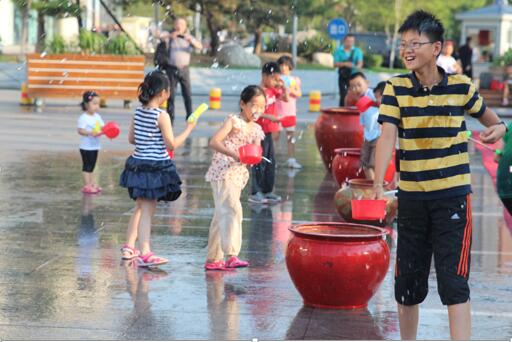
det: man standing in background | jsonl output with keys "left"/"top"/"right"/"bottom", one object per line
{"left": 458, "top": 37, "right": 473, "bottom": 79}
{"left": 155, "top": 18, "right": 203, "bottom": 123}
{"left": 333, "top": 34, "right": 363, "bottom": 107}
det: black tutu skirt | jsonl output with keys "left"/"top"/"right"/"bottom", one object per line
{"left": 119, "top": 156, "right": 182, "bottom": 201}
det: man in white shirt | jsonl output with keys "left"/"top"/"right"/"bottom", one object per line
{"left": 437, "top": 40, "right": 462, "bottom": 74}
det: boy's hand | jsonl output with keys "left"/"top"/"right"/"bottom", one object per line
{"left": 494, "top": 153, "right": 501, "bottom": 163}
{"left": 372, "top": 183, "right": 385, "bottom": 200}
{"left": 480, "top": 123, "right": 506, "bottom": 144}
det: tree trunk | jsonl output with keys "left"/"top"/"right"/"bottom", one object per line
{"left": 36, "top": 10, "right": 45, "bottom": 53}
{"left": 254, "top": 28, "right": 262, "bottom": 55}
{"left": 205, "top": 11, "right": 219, "bottom": 57}
{"left": 75, "top": 0, "right": 83, "bottom": 29}
{"left": 20, "top": 0, "right": 31, "bottom": 58}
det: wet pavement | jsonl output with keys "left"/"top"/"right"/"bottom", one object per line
{"left": 0, "top": 90, "right": 512, "bottom": 340}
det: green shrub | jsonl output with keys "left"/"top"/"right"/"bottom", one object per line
{"left": 364, "top": 54, "right": 383, "bottom": 68}
{"left": 78, "top": 29, "right": 106, "bottom": 54}
{"left": 495, "top": 48, "right": 512, "bottom": 66}
{"left": 298, "top": 34, "right": 333, "bottom": 61}
{"left": 104, "top": 33, "right": 138, "bottom": 55}
{"left": 44, "top": 35, "right": 68, "bottom": 54}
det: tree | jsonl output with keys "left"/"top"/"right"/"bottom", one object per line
{"left": 31, "top": 0, "right": 81, "bottom": 52}
{"left": 13, "top": 0, "right": 32, "bottom": 57}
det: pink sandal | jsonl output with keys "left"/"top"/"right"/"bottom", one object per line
{"left": 137, "top": 252, "right": 168, "bottom": 267}
{"left": 81, "top": 185, "right": 99, "bottom": 194}
{"left": 92, "top": 184, "right": 102, "bottom": 192}
{"left": 120, "top": 244, "right": 140, "bottom": 260}
{"left": 204, "top": 260, "right": 234, "bottom": 271}
{"left": 225, "top": 256, "right": 249, "bottom": 268}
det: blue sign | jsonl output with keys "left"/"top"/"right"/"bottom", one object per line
{"left": 327, "top": 18, "right": 349, "bottom": 40}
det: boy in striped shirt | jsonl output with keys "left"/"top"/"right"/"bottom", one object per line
{"left": 373, "top": 10, "right": 507, "bottom": 340}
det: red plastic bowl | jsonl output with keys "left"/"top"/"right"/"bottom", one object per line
{"left": 102, "top": 121, "right": 120, "bottom": 139}
{"left": 280, "top": 115, "right": 297, "bottom": 128}
{"left": 351, "top": 199, "right": 387, "bottom": 221}
{"left": 355, "top": 96, "right": 373, "bottom": 113}
{"left": 239, "top": 144, "right": 262, "bottom": 165}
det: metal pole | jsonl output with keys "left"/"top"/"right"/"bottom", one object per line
{"left": 194, "top": 3, "right": 202, "bottom": 43}
{"left": 292, "top": 14, "right": 298, "bottom": 66}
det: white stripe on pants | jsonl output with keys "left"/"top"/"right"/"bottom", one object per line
{"left": 207, "top": 180, "right": 243, "bottom": 261}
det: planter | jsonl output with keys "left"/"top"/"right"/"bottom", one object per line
{"left": 334, "top": 179, "right": 397, "bottom": 226}
{"left": 286, "top": 222, "right": 390, "bottom": 309}
{"left": 331, "top": 148, "right": 365, "bottom": 186}
{"left": 315, "top": 107, "right": 364, "bottom": 170}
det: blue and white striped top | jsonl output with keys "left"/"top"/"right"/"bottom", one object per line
{"left": 132, "top": 107, "right": 169, "bottom": 161}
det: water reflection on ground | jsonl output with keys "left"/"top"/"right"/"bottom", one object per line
{"left": 0, "top": 125, "right": 511, "bottom": 339}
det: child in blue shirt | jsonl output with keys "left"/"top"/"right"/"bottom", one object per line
{"left": 349, "top": 72, "right": 382, "bottom": 180}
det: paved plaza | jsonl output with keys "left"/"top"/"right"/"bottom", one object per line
{"left": 0, "top": 89, "right": 511, "bottom": 340}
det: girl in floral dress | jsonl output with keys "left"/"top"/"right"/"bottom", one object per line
{"left": 204, "top": 85, "right": 266, "bottom": 270}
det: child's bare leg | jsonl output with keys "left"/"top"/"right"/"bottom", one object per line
{"left": 272, "top": 131, "right": 280, "bottom": 152}
{"left": 447, "top": 301, "right": 471, "bottom": 340}
{"left": 364, "top": 167, "right": 375, "bottom": 180}
{"left": 137, "top": 199, "right": 157, "bottom": 255}
{"left": 125, "top": 201, "right": 142, "bottom": 249}
{"left": 286, "top": 131, "right": 295, "bottom": 159}
{"left": 82, "top": 172, "right": 92, "bottom": 186}
{"left": 398, "top": 303, "right": 419, "bottom": 340}
{"left": 503, "top": 84, "right": 509, "bottom": 105}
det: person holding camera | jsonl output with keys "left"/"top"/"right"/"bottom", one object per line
{"left": 333, "top": 34, "right": 363, "bottom": 107}
{"left": 154, "top": 18, "right": 203, "bottom": 123}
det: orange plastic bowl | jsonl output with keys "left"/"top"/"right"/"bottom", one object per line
{"left": 351, "top": 199, "right": 387, "bottom": 221}
{"left": 239, "top": 144, "right": 262, "bottom": 165}
{"left": 102, "top": 121, "right": 120, "bottom": 139}
{"left": 280, "top": 115, "right": 297, "bottom": 128}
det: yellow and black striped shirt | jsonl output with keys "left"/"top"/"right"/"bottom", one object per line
{"left": 378, "top": 67, "right": 485, "bottom": 200}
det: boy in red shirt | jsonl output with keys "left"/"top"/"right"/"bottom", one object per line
{"left": 249, "top": 62, "right": 288, "bottom": 204}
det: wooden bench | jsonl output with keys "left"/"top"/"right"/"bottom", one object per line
{"left": 26, "top": 53, "right": 145, "bottom": 105}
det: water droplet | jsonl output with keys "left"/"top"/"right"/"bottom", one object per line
{"left": 40, "top": 51, "right": 47, "bottom": 58}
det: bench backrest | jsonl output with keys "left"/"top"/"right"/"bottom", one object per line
{"left": 26, "top": 53, "right": 145, "bottom": 99}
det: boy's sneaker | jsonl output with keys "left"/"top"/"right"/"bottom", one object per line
{"left": 287, "top": 158, "right": 302, "bottom": 169}
{"left": 248, "top": 192, "right": 269, "bottom": 204}
{"left": 264, "top": 192, "right": 282, "bottom": 203}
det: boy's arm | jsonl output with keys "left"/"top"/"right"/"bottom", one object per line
{"left": 259, "top": 114, "right": 279, "bottom": 122}
{"left": 477, "top": 108, "right": 507, "bottom": 143}
{"left": 464, "top": 81, "right": 506, "bottom": 143}
{"left": 373, "top": 123, "right": 397, "bottom": 199}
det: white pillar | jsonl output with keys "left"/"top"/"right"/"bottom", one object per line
{"left": 194, "top": 3, "right": 201, "bottom": 43}
{"left": 86, "top": 0, "right": 94, "bottom": 30}
{"left": 94, "top": 0, "right": 101, "bottom": 29}
{"left": 292, "top": 14, "right": 298, "bottom": 67}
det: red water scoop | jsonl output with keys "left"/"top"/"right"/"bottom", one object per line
{"left": 355, "top": 96, "right": 374, "bottom": 113}
{"left": 280, "top": 116, "right": 297, "bottom": 128}
{"left": 351, "top": 199, "right": 387, "bottom": 221}
{"left": 239, "top": 144, "right": 263, "bottom": 165}
{"left": 167, "top": 148, "right": 174, "bottom": 159}
{"left": 101, "top": 121, "right": 120, "bottom": 139}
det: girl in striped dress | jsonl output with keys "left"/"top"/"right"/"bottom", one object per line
{"left": 120, "top": 71, "right": 196, "bottom": 267}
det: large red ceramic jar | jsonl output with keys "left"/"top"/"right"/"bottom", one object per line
{"left": 334, "top": 179, "right": 397, "bottom": 226}
{"left": 286, "top": 222, "right": 390, "bottom": 309}
{"left": 331, "top": 148, "right": 365, "bottom": 186}
{"left": 315, "top": 107, "right": 364, "bottom": 170}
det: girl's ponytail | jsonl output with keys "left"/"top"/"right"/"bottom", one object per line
{"left": 138, "top": 70, "right": 170, "bottom": 105}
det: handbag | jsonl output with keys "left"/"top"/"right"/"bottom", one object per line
{"left": 338, "top": 49, "right": 356, "bottom": 79}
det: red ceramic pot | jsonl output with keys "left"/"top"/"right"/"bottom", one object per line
{"left": 334, "top": 179, "right": 397, "bottom": 226}
{"left": 315, "top": 107, "right": 364, "bottom": 170}
{"left": 286, "top": 222, "right": 390, "bottom": 309}
{"left": 331, "top": 148, "right": 365, "bottom": 186}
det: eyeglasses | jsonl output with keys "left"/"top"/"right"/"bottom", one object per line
{"left": 399, "top": 41, "right": 435, "bottom": 50}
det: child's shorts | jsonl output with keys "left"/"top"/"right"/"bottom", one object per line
{"left": 80, "top": 149, "right": 98, "bottom": 172}
{"left": 360, "top": 139, "right": 377, "bottom": 168}
{"left": 395, "top": 194, "right": 472, "bottom": 306}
